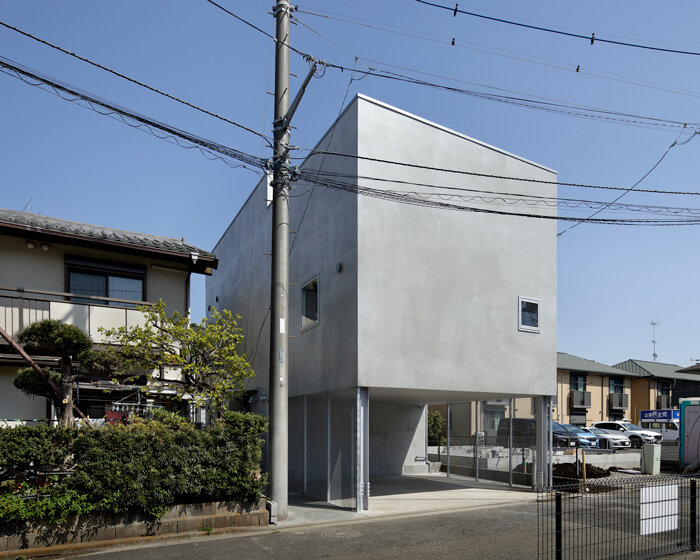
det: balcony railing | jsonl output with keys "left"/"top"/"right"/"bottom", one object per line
{"left": 569, "top": 390, "right": 591, "bottom": 408}
{"left": 0, "top": 286, "right": 153, "bottom": 343}
{"left": 609, "top": 392, "right": 629, "bottom": 410}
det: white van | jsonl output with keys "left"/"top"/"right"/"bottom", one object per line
{"left": 639, "top": 409, "right": 679, "bottom": 442}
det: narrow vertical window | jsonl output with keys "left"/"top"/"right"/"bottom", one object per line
{"left": 301, "top": 278, "right": 319, "bottom": 330}
{"left": 518, "top": 296, "right": 540, "bottom": 333}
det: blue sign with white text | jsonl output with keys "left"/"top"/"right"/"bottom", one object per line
{"left": 640, "top": 409, "right": 679, "bottom": 422}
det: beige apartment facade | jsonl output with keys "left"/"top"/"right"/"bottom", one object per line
{"left": 0, "top": 208, "right": 217, "bottom": 424}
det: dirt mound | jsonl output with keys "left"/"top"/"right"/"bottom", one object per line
{"left": 553, "top": 462, "right": 611, "bottom": 480}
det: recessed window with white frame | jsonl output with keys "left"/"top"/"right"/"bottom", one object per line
{"left": 301, "top": 277, "right": 319, "bottom": 330}
{"left": 518, "top": 296, "right": 540, "bottom": 333}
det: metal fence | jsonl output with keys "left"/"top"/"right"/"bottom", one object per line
{"left": 538, "top": 474, "right": 700, "bottom": 560}
{"left": 434, "top": 399, "right": 538, "bottom": 487}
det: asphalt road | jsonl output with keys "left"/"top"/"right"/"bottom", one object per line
{"left": 73, "top": 503, "right": 539, "bottom": 560}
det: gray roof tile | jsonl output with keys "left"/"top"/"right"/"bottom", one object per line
{"left": 0, "top": 208, "right": 215, "bottom": 261}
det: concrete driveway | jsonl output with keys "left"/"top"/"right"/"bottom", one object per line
{"left": 284, "top": 473, "right": 537, "bottom": 527}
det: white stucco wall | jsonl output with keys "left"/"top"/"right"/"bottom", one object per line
{"left": 209, "top": 94, "right": 556, "bottom": 405}
{"left": 355, "top": 96, "right": 557, "bottom": 400}
{"left": 369, "top": 401, "right": 428, "bottom": 476}
{"left": 208, "top": 100, "right": 360, "bottom": 405}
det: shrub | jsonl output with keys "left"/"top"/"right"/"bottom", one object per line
{"left": 0, "top": 412, "right": 268, "bottom": 523}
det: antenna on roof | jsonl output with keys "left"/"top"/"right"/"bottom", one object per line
{"left": 21, "top": 198, "right": 33, "bottom": 213}
{"left": 651, "top": 321, "right": 659, "bottom": 361}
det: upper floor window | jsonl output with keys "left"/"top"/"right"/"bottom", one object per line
{"left": 570, "top": 373, "right": 586, "bottom": 392}
{"left": 301, "top": 277, "right": 319, "bottom": 330}
{"left": 609, "top": 376, "right": 624, "bottom": 394}
{"left": 66, "top": 256, "right": 145, "bottom": 306}
{"left": 518, "top": 296, "right": 540, "bottom": 333}
{"left": 657, "top": 380, "right": 671, "bottom": 396}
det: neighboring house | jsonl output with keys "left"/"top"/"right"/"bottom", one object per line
{"left": 555, "top": 353, "right": 637, "bottom": 426}
{"left": 207, "top": 94, "right": 557, "bottom": 510}
{"left": 614, "top": 359, "right": 700, "bottom": 419}
{"left": 0, "top": 208, "right": 217, "bottom": 424}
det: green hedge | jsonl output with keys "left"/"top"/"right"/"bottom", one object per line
{"left": 0, "top": 411, "right": 267, "bottom": 522}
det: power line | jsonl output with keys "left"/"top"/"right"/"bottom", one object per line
{"left": 296, "top": 149, "right": 700, "bottom": 198}
{"left": 557, "top": 131, "right": 697, "bottom": 236}
{"left": 0, "top": 19, "right": 272, "bottom": 144}
{"left": 298, "top": 171, "right": 700, "bottom": 226}
{"left": 291, "top": 19, "right": 700, "bottom": 133}
{"left": 203, "top": 0, "right": 315, "bottom": 62}
{"left": 416, "top": 0, "right": 700, "bottom": 57}
{"left": 0, "top": 56, "right": 266, "bottom": 171}
{"left": 307, "top": 170, "right": 700, "bottom": 216}
{"left": 296, "top": 8, "right": 700, "bottom": 103}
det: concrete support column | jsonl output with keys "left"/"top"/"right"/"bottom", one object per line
{"left": 534, "top": 395, "right": 552, "bottom": 487}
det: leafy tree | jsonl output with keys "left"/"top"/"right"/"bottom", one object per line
{"left": 428, "top": 409, "right": 445, "bottom": 443}
{"left": 101, "top": 301, "right": 253, "bottom": 412}
{"left": 13, "top": 320, "right": 104, "bottom": 427}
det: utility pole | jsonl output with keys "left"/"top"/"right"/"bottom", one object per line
{"left": 269, "top": 0, "right": 292, "bottom": 521}
{"left": 268, "top": 0, "right": 318, "bottom": 522}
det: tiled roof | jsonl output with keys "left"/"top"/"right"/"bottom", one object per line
{"left": 557, "top": 352, "right": 634, "bottom": 376}
{"left": 614, "top": 359, "right": 684, "bottom": 380}
{"left": 0, "top": 208, "right": 216, "bottom": 261}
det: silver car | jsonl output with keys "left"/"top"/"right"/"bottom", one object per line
{"left": 582, "top": 427, "right": 631, "bottom": 449}
{"left": 590, "top": 421, "right": 662, "bottom": 448}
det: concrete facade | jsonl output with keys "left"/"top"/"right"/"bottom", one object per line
{"left": 208, "top": 95, "right": 557, "bottom": 495}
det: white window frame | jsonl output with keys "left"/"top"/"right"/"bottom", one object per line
{"left": 518, "top": 296, "right": 540, "bottom": 333}
{"left": 301, "top": 276, "right": 319, "bottom": 331}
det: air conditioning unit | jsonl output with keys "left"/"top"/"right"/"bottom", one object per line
{"left": 570, "top": 390, "right": 591, "bottom": 408}
{"left": 609, "top": 392, "right": 629, "bottom": 410}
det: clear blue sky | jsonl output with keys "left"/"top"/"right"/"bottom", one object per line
{"left": 2, "top": 1, "right": 699, "bottom": 367}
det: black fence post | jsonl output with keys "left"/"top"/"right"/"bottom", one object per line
{"left": 556, "top": 492, "right": 562, "bottom": 560}
{"left": 691, "top": 479, "right": 697, "bottom": 552}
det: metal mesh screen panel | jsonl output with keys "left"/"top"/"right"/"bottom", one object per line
{"left": 328, "top": 389, "right": 357, "bottom": 509}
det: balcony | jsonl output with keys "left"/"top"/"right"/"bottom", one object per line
{"left": 569, "top": 390, "right": 591, "bottom": 409}
{"left": 0, "top": 286, "right": 151, "bottom": 344}
{"left": 609, "top": 392, "right": 629, "bottom": 410}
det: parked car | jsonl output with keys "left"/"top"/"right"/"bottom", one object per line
{"left": 590, "top": 421, "right": 662, "bottom": 448}
{"left": 495, "top": 419, "right": 577, "bottom": 448}
{"left": 581, "top": 427, "right": 631, "bottom": 449}
{"left": 560, "top": 424, "right": 598, "bottom": 447}
{"left": 551, "top": 423, "right": 580, "bottom": 448}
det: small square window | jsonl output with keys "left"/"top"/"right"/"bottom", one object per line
{"left": 518, "top": 296, "right": 540, "bottom": 333}
{"left": 301, "top": 278, "right": 319, "bottom": 330}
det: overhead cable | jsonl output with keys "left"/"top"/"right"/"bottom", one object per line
{"left": 0, "top": 56, "right": 266, "bottom": 171}
{"left": 0, "top": 20, "right": 271, "bottom": 144}
{"left": 416, "top": 0, "right": 700, "bottom": 57}
{"left": 297, "top": 150, "right": 700, "bottom": 197}
{"left": 557, "top": 130, "right": 698, "bottom": 236}
{"left": 296, "top": 8, "right": 700, "bottom": 102}
{"left": 298, "top": 171, "right": 700, "bottom": 226}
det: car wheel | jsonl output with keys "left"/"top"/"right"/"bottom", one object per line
{"left": 631, "top": 437, "right": 642, "bottom": 449}
{"left": 600, "top": 439, "right": 609, "bottom": 449}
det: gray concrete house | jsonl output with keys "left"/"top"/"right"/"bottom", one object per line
{"left": 0, "top": 208, "right": 217, "bottom": 424}
{"left": 207, "top": 94, "right": 557, "bottom": 510}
